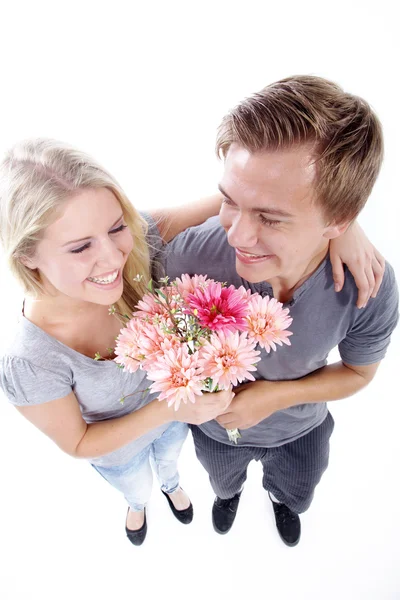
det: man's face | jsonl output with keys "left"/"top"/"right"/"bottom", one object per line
{"left": 219, "top": 144, "right": 342, "bottom": 286}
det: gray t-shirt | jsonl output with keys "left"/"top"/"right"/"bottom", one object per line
{"left": 0, "top": 213, "right": 169, "bottom": 468}
{"left": 165, "top": 216, "right": 399, "bottom": 448}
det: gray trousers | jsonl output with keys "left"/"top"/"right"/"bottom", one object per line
{"left": 191, "top": 412, "right": 335, "bottom": 514}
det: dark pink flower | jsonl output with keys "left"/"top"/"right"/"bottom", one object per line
{"left": 187, "top": 282, "right": 250, "bottom": 332}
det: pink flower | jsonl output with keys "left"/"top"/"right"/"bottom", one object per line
{"left": 146, "top": 345, "right": 204, "bottom": 410}
{"left": 114, "top": 319, "right": 172, "bottom": 372}
{"left": 175, "top": 274, "right": 214, "bottom": 298}
{"left": 198, "top": 330, "right": 261, "bottom": 389}
{"left": 135, "top": 291, "right": 170, "bottom": 319}
{"left": 245, "top": 295, "right": 293, "bottom": 352}
{"left": 186, "top": 282, "right": 250, "bottom": 333}
{"left": 114, "top": 319, "right": 145, "bottom": 373}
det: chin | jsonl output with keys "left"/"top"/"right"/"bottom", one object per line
{"left": 86, "top": 287, "right": 124, "bottom": 306}
{"left": 235, "top": 260, "right": 276, "bottom": 284}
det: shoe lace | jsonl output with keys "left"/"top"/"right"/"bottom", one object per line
{"left": 219, "top": 498, "right": 233, "bottom": 508}
{"left": 217, "top": 495, "right": 240, "bottom": 509}
{"left": 276, "top": 504, "right": 297, "bottom": 525}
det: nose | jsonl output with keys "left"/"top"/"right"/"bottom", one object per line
{"left": 96, "top": 236, "right": 124, "bottom": 269}
{"left": 226, "top": 211, "right": 258, "bottom": 248}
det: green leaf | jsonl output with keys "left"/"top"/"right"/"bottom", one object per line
{"left": 155, "top": 289, "right": 167, "bottom": 301}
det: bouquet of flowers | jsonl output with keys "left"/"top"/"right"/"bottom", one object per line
{"left": 113, "top": 274, "right": 293, "bottom": 443}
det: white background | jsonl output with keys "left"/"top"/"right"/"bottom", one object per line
{"left": 0, "top": 1, "right": 399, "bottom": 599}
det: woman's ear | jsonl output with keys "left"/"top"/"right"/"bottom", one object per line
{"left": 19, "top": 255, "right": 37, "bottom": 269}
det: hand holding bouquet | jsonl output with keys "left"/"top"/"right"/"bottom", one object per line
{"left": 114, "top": 274, "right": 293, "bottom": 443}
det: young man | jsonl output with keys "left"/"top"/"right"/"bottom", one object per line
{"left": 165, "top": 75, "right": 399, "bottom": 547}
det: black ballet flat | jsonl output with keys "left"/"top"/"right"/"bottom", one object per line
{"left": 125, "top": 508, "right": 147, "bottom": 546}
{"left": 161, "top": 489, "right": 193, "bottom": 524}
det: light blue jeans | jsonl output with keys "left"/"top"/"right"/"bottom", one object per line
{"left": 92, "top": 421, "right": 189, "bottom": 512}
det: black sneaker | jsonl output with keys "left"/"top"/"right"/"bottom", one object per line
{"left": 212, "top": 492, "right": 242, "bottom": 534}
{"left": 270, "top": 498, "right": 301, "bottom": 547}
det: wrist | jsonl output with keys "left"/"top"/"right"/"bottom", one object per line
{"left": 269, "top": 380, "right": 299, "bottom": 412}
{"left": 151, "top": 397, "right": 172, "bottom": 425}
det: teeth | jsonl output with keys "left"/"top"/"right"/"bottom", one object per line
{"left": 88, "top": 270, "right": 119, "bottom": 284}
{"left": 239, "top": 251, "right": 268, "bottom": 258}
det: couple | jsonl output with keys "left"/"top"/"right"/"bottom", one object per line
{"left": 0, "top": 75, "right": 398, "bottom": 547}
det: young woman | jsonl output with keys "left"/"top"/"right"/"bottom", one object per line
{"left": 0, "top": 138, "right": 384, "bottom": 546}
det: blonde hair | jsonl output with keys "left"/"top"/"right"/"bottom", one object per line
{"left": 216, "top": 75, "right": 384, "bottom": 224}
{"left": 0, "top": 138, "right": 151, "bottom": 319}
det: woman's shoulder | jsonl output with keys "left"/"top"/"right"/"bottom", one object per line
{"left": 0, "top": 318, "right": 74, "bottom": 406}
{"left": 2, "top": 315, "right": 64, "bottom": 362}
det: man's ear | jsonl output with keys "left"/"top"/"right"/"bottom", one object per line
{"left": 323, "top": 221, "right": 351, "bottom": 240}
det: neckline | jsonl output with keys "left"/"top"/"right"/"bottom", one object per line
{"left": 20, "top": 313, "right": 119, "bottom": 367}
{"left": 253, "top": 255, "right": 330, "bottom": 305}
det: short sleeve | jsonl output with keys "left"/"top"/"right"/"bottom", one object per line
{"left": 0, "top": 355, "right": 73, "bottom": 406}
{"left": 339, "top": 264, "right": 399, "bottom": 365}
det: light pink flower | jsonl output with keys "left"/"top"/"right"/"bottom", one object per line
{"left": 135, "top": 291, "right": 170, "bottom": 319}
{"left": 198, "top": 330, "right": 261, "bottom": 389}
{"left": 187, "top": 282, "right": 250, "bottom": 333}
{"left": 245, "top": 295, "right": 293, "bottom": 352}
{"left": 114, "top": 319, "right": 172, "bottom": 372}
{"left": 146, "top": 345, "right": 204, "bottom": 410}
{"left": 175, "top": 274, "right": 214, "bottom": 299}
{"left": 114, "top": 319, "right": 145, "bottom": 373}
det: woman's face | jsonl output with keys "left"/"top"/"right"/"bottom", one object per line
{"left": 25, "top": 187, "right": 134, "bottom": 306}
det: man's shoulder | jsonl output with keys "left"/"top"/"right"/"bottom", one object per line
{"left": 170, "top": 215, "right": 227, "bottom": 247}
{"left": 165, "top": 217, "right": 237, "bottom": 281}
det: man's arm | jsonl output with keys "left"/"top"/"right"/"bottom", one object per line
{"left": 216, "top": 361, "right": 380, "bottom": 431}
{"left": 150, "top": 193, "right": 223, "bottom": 242}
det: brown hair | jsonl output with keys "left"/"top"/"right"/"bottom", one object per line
{"left": 216, "top": 75, "right": 383, "bottom": 224}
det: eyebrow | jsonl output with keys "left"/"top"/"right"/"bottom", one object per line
{"left": 62, "top": 214, "right": 124, "bottom": 246}
{"left": 218, "top": 185, "right": 293, "bottom": 218}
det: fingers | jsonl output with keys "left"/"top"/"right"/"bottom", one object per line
{"left": 216, "top": 413, "right": 236, "bottom": 427}
{"left": 193, "top": 389, "right": 234, "bottom": 424}
{"left": 177, "top": 389, "right": 234, "bottom": 425}
{"left": 330, "top": 253, "right": 345, "bottom": 292}
{"left": 355, "top": 264, "right": 375, "bottom": 308}
{"left": 355, "top": 251, "right": 385, "bottom": 307}
{"left": 212, "top": 388, "right": 235, "bottom": 408}
{"left": 371, "top": 254, "right": 385, "bottom": 298}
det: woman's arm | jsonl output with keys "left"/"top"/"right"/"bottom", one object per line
{"left": 15, "top": 387, "right": 232, "bottom": 459}
{"left": 150, "top": 193, "right": 223, "bottom": 242}
{"left": 330, "top": 221, "right": 385, "bottom": 308}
